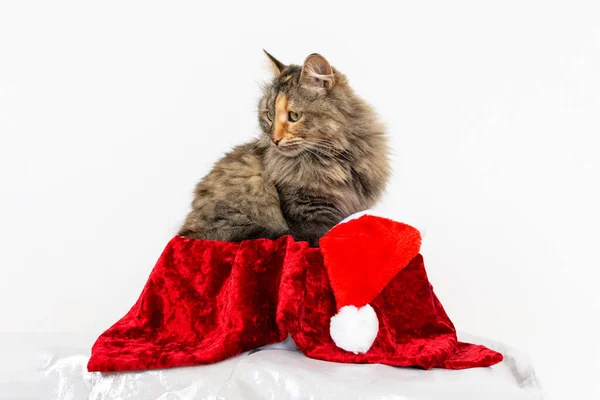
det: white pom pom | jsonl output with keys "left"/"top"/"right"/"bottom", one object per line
{"left": 330, "top": 304, "right": 379, "bottom": 354}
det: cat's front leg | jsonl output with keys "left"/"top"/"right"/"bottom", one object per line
{"left": 290, "top": 222, "right": 332, "bottom": 247}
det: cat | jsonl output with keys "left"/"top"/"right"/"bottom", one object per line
{"left": 179, "top": 51, "right": 390, "bottom": 247}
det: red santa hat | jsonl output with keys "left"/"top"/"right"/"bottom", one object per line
{"left": 319, "top": 214, "right": 422, "bottom": 354}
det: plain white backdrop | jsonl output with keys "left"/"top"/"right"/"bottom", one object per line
{"left": 1, "top": 1, "right": 599, "bottom": 399}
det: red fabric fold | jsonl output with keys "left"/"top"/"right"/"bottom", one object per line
{"left": 87, "top": 236, "right": 293, "bottom": 372}
{"left": 88, "top": 230, "right": 502, "bottom": 372}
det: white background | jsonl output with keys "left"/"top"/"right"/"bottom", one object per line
{"left": 1, "top": 1, "right": 599, "bottom": 399}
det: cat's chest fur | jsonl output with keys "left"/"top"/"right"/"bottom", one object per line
{"left": 264, "top": 150, "right": 366, "bottom": 245}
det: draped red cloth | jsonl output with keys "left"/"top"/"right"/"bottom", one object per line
{"left": 88, "top": 217, "right": 502, "bottom": 372}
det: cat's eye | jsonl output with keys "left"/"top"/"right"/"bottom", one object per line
{"left": 288, "top": 111, "right": 302, "bottom": 122}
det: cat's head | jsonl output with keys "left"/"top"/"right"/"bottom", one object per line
{"left": 258, "top": 51, "right": 374, "bottom": 158}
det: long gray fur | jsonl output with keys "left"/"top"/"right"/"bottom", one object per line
{"left": 179, "top": 53, "right": 390, "bottom": 247}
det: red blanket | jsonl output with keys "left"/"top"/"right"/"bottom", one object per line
{"left": 88, "top": 221, "right": 502, "bottom": 372}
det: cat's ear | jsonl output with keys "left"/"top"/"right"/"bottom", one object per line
{"left": 300, "top": 53, "right": 335, "bottom": 91}
{"left": 263, "top": 49, "right": 286, "bottom": 77}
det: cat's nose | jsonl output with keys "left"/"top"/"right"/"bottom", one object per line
{"left": 271, "top": 137, "right": 282, "bottom": 146}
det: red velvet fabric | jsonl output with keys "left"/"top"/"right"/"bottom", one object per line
{"left": 87, "top": 236, "right": 293, "bottom": 372}
{"left": 88, "top": 219, "right": 503, "bottom": 372}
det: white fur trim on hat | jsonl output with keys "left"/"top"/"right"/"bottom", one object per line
{"left": 330, "top": 304, "right": 379, "bottom": 354}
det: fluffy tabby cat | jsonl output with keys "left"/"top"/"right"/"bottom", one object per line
{"left": 179, "top": 51, "right": 390, "bottom": 247}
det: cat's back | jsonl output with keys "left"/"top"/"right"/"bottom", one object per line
{"left": 180, "top": 140, "right": 288, "bottom": 241}
{"left": 193, "top": 140, "right": 277, "bottom": 209}
{"left": 205, "top": 141, "right": 266, "bottom": 185}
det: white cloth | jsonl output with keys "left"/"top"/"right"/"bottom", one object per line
{"left": 0, "top": 332, "right": 544, "bottom": 400}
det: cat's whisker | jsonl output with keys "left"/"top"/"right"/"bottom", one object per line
{"left": 301, "top": 144, "right": 336, "bottom": 158}
{"left": 311, "top": 143, "right": 347, "bottom": 156}
{"left": 309, "top": 142, "right": 342, "bottom": 153}
{"left": 302, "top": 147, "right": 328, "bottom": 163}
{"left": 297, "top": 143, "right": 323, "bottom": 157}
{"left": 302, "top": 146, "right": 348, "bottom": 165}
{"left": 304, "top": 142, "right": 353, "bottom": 163}
{"left": 306, "top": 139, "right": 349, "bottom": 155}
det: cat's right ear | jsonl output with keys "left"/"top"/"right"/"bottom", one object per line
{"left": 300, "top": 53, "right": 334, "bottom": 91}
{"left": 263, "top": 50, "right": 286, "bottom": 77}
